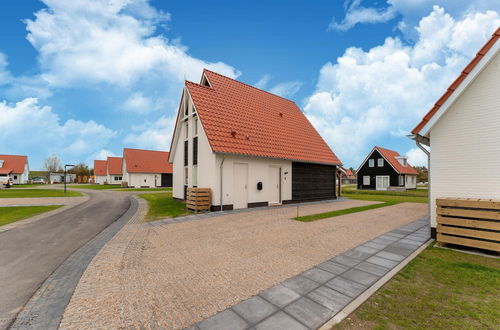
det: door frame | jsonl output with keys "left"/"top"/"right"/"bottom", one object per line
{"left": 268, "top": 165, "right": 282, "bottom": 205}
{"left": 233, "top": 163, "right": 248, "bottom": 209}
{"left": 376, "top": 175, "right": 390, "bottom": 190}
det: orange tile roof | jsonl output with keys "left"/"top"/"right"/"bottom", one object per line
{"left": 412, "top": 26, "right": 500, "bottom": 135}
{"left": 376, "top": 146, "right": 417, "bottom": 175}
{"left": 94, "top": 160, "right": 107, "bottom": 176}
{"left": 106, "top": 157, "right": 123, "bottom": 175}
{"left": 123, "top": 148, "right": 172, "bottom": 173}
{"left": 185, "top": 69, "right": 342, "bottom": 165}
{"left": 0, "top": 154, "right": 28, "bottom": 174}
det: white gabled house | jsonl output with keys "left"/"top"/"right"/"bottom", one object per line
{"left": 106, "top": 156, "right": 123, "bottom": 185}
{"left": 0, "top": 154, "right": 29, "bottom": 184}
{"left": 169, "top": 69, "right": 342, "bottom": 210}
{"left": 93, "top": 160, "right": 107, "bottom": 184}
{"left": 122, "top": 148, "right": 173, "bottom": 188}
{"left": 410, "top": 26, "right": 500, "bottom": 237}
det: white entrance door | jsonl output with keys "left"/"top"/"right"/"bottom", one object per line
{"left": 268, "top": 166, "right": 281, "bottom": 205}
{"left": 233, "top": 163, "right": 248, "bottom": 209}
{"left": 376, "top": 176, "right": 389, "bottom": 190}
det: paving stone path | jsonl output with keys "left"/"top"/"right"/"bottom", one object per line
{"left": 190, "top": 217, "right": 430, "bottom": 330}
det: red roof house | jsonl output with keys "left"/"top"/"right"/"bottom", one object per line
{"left": 170, "top": 69, "right": 342, "bottom": 209}
{"left": 0, "top": 154, "right": 30, "bottom": 184}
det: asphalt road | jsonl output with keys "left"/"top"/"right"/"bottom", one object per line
{"left": 0, "top": 189, "right": 132, "bottom": 329}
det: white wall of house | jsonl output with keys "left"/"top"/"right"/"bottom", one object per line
{"left": 95, "top": 175, "right": 107, "bottom": 184}
{"left": 107, "top": 174, "right": 123, "bottom": 185}
{"left": 128, "top": 173, "right": 161, "bottom": 188}
{"left": 405, "top": 174, "right": 417, "bottom": 189}
{"left": 429, "top": 51, "right": 500, "bottom": 227}
{"left": 11, "top": 163, "right": 29, "bottom": 184}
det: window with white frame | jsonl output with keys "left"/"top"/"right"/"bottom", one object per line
{"left": 194, "top": 117, "right": 198, "bottom": 136}
{"left": 363, "top": 176, "right": 370, "bottom": 185}
{"left": 378, "top": 158, "right": 384, "bottom": 167}
{"left": 193, "top": 165, "right": 197, "bottom": 186}
{"left": 369, "top": 159, "right": 374, "bottom": 167}
{"left": 185, "top": 122, "right": 189, "bottom": 139}
{"left": 184, "top": 167, "right": 188, "bottom": 185}
{"left": 399, "top": 175, "right": 404, "bottom": 186}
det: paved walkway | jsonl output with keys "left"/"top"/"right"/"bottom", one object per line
{"left": 190, "top": 217, "right": 430, "bottom": 330}
{"left": 60, "top": 200, "right": 427, "bottom": 329}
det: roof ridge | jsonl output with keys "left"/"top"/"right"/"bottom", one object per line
{"left": 0, "top": 154, "right": 27, "bottom": 158}
{"left": 202, "top": 69, "right": 297, "bottom": 104}
{"left": 185, "top": 80, "right": 214, "bottom": 91}
{"left": 124, "top": 147, "right": 168, "bottom": 153}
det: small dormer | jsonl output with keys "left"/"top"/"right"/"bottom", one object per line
{"left": 200, "top": 72, "right": 212, "bottom": 88}
{"left": 0, "top": 160, "right": 3, "bottom": 167}
{"left": 395, "top": 156, "right": 408, "bottom": 167}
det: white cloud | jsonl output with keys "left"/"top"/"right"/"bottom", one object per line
{"left": 329, "top": 0, "right": 396, "bottom": 31}
{"left": 85, "top": 149, "right": 117, "bottom": 165}
{"left": 269, "top": 81, "right": 302, "bottom": 98}
{"left": 406, "top": 147, "right": 427, "bottom": 167}
{"left": 123, "top": 115, "right": 176, "bottom": 151}
{"left": 25, "top": 0, "right": 239, "bottom": 88}
{"left": 254, "top": 74, "right": 271, "bottom": 89}
{"left": 123, "top": 92, "right": 157, "bottom": 114}
{"left": 305, "top": 6, "right": 500, "bottom": 167}
{"left": 0, "top": 98, "right": 116, "bottom": 167}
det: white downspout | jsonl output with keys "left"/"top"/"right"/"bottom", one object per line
{"left": 220, "top": 157, "right": 225, "bottom": 211}
{"left": 415, "top": 140, "right": 431, "bottom": 222}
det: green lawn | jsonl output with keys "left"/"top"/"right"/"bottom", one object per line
{"left": 12, "top": 184, "right": 46, "bottom": 188}
{"left": 67, "top": 184, "right": 121, "bottom": 190}
{"left": 333, "top": 246, "right": 500, "bottom": 329}
{"left": 0, "top": 189, "right": 82, "bottom": 198}
{"left": 0, "top": 205, "right": 63, "bottom": 226}
{"left": 295, "top": 189, "right": 427, "bottom": 222}
{"left": 117, "top": 187, "right": 172, "bottom": 192}
{"left": 138, "top": 192, "right": 191, "bottom": 221}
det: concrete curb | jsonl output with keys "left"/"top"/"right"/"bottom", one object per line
{"left": 318, "top": 238, "right": 434, "bottom": 329}
{"left": 9, "top": 196, "right": 138, "bottom": 330}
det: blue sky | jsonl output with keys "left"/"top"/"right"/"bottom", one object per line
{"left": 0, "top": 0, "right": 499, "bottom": 169}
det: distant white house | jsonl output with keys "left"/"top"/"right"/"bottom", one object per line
{"left": 106, "top": 156, "right": 123, "bottom": 185}
{"left": 0, "top": 154, "right": 29, "bottom": 184}
{"left": 50, "top": 172, "right": 76, "bottom": 183}
{"left": 410, "top": 27, "right": 500, "bottom": 238}
{"left": 122, "top": 148, "right": 172, "bottom": 188}
{"left": 93, "top": 160, "right": 107, "bottom": 184}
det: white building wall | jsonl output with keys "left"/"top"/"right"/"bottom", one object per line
{"left": 214, "top": 154, "right": 292, "bottom": 208}
{"left": 129, "top": 173, "right": 161, "bottom": 188}
{"left": 429, "top": 51, "right": 500, "bottom": 227}
{"left": 95, "top": 175, "right": 107, "bottom": 184}
{"left": 107, "top": 174, "right": 123, "bottom": 185}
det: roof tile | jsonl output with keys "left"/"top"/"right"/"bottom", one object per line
{"left": 0, "top": 154, "right": 27, "bottom": 174}
{"left": 124, "top": 148, "right": 172, "bottom": 173}
{"left": 376, "top": 147, "right": 418, "bottom": 175}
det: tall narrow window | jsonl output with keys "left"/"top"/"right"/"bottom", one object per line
{"left": 184, "top": 140, "right": 188, "bottom": 166}
{"left": 193, "top": 137, "right": 198, "bottom": 165}
{"left": 363, "top": 176, "right": 370, "bottom": 185}
{"left": 193, "top": 165, "right": 198, "bottom": 186}
{"left": 369, "top": 159, "right": 374, "bottom": 167}
{"left": 399, "top": 175, "right": 404, "bottom": 186}
{"left": 194, "top": 117, "right": 198, "bottom": 136}
{"left": 184, "top": 167, "right": 188, "bottom": 185}
{"left": 185, "top": 122, "right": 189, "bottom": 139}
{"left": 378, "top": 159, "right": 384, "bottom": 167}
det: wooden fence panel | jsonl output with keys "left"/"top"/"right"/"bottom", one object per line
{"left": 186, "top": 188, "right": 211, "bottom": 212}
{"left": 436, "top": 198, "right": 500, "bottom": 252}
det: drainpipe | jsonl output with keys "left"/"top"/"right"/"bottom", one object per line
{"left": 220, "top": 157, "right": 225, "bottom": 211}
{"left": 414, "top": 136, "right": 431, "bottom": 224}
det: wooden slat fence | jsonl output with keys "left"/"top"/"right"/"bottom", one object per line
{"left": 436, "top": 198, "right": 500, "bottom": 252}
{"left": 186, "top": 188, "right": 211, "bottom": 212}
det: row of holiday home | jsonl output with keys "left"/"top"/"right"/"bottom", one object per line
{"left": 94, "top": 148, "right": 173, "bottom": 188}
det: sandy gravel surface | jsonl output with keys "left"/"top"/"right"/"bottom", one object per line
{"left": 60, "top": 200, "right": 427, "bottom": 329}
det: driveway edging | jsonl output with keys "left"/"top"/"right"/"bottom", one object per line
{"left": 9, "top": 195, "right": 139, "bottom": 330}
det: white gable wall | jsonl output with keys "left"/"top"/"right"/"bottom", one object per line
{"left": 95, "top": 175, "right": 107, "bottom": 184}
{"left": 429, "top": 51, "right": 500, "bottom": 227}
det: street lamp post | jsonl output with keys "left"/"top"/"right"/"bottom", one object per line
{"left": 64, "top": 164, "right": 75, "bottom": 193}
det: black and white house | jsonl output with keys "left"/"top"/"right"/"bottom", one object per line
{"left": 356, "top": 146, "right": 417, "bottom": 190}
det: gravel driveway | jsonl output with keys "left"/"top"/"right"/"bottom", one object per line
{"left": 60, "top": 199, "right": 427, "bottom": 329}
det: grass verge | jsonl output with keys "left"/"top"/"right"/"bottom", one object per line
{"left": 12, "top": 184, "right": 46, "bottom": 188}
{"left": 295, "top": 202, "right": 394, "bottom": 222}
{"left": 67, "top": 184, "right": 121, "bottom": 190}
{"left": 0, "top": 205, "right": 63, "bottom": 226}
{"left": 138, "top": 192, "right": 191, "bottom": 221}
{"left": 333, "top": 245, "right": 500, "bottom": 329}
{"left": 117, "top": 187, "right": 172, "bottom": 191}
{"left": 0, "top": 189, "right": 82, "bottom": 198}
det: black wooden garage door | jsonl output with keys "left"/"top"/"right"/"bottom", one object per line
{"left": 161, "top": 173, "right": 172, "bottom": 187}
{"left": 292, "top": 162, "right": 336, "bottom": 201}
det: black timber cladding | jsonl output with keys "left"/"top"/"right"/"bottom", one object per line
{"left": 356, "top": 149, "right": 403, "bottom": 189}
{"left": 161, "top": 173, "right": 172, "bottom": 187}
{"left": 292, "top": 162, "right": 336, "bottom": 201}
